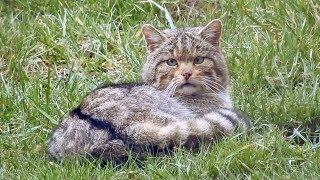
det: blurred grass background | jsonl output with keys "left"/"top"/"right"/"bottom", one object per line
{"left": 1, "top": 0, "right": 319, "bottom": 179}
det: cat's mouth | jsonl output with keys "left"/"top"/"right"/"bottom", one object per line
{"left": 180, "top": 83, "right": 196, "bottom": 88}
{"left": 178, "top": 83, "right": 198, "bottom": 95}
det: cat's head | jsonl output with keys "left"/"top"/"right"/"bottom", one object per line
{"left": 141, "top": 19, "right": 229, "bottom": 97}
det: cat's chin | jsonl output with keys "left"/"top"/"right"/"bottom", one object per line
{"left": 178, "top": 83, "right": 198, "bottom": 95}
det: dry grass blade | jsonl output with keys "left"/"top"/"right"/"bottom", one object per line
{"left": 140, "top": 0, "right": 176, "bottom": 29}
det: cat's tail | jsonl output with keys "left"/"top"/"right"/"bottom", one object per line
{"left": 204, "top": 108, "right": 252, "bottom": 134}
{"left": 125, "top": 108, "right": 252, "bottom": 149}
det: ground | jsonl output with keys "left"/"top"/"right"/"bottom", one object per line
{"left": 1, "top": 0, "right": 320, "bottom": 179}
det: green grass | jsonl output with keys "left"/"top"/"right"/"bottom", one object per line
{"left": 1, "top": 0, "right": 320, "bottom": 179}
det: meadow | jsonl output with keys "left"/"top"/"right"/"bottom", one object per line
{"left": 1, "top": 0, "right": 320, "bottom": 179}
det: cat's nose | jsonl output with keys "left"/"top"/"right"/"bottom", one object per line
{"left": 181, "top": 71, "right": 192, "bottom": 80}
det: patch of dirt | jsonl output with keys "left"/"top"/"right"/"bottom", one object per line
{"left": 283, "top": 117, "right": 320, "bottom": 145}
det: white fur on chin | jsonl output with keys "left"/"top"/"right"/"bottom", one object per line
{"left": 180, "top": 86, "right": 197, "bottom": 95}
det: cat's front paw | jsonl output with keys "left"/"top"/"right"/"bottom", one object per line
{"left": 204, "top": 110, "right": 236, "bottom": 134}
{"left": 215, "top": 108, "right": 252, "bottom": 133}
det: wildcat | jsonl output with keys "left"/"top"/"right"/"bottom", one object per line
{"left": 47, "top": 19, "right": 252, "bottom": 162}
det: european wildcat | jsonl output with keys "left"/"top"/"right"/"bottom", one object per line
{"left": 47, "top": 19, "right": 252, "bottom": 162}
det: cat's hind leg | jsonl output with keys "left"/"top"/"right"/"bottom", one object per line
{"left": 47, "top": 115, "right": 111, "bottom": 160}
{"left": 89, "top": 139, "right": 127, "bottom": 162}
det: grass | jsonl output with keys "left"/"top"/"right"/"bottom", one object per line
{"left": 1, "top": 0, "right": 320, "bottom": 179}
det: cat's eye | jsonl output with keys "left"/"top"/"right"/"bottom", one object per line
{"left": 166, "top": 59, "right": 178, "bottom": 66}
{"left": 194, "top": 56, "right": 205, "bottom": 64}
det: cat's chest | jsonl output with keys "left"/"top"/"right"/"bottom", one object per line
{"left": 177, "top": 96, "right": 221, "bottom": 116}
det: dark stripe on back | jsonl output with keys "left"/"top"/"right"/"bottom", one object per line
{"left": 70, "top": 107, "right": 119, "bottom": 139}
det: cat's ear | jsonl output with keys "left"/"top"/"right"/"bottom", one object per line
{"left": 141, "top": 24, "right": 166, "bottom": 52}
{"left": 198, "top": 19, "right": 222, "bottom": 45}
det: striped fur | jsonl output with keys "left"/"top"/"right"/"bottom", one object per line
{"left": 48, "top": 84, "right": 251, "bottom": 161}
{"left": 47, "top": 19, "right": 252, "bottom": 161}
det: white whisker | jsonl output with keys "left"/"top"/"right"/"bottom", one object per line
{"left": 163, "top": 82, "right": 177, "bottom": 97}
{"left": 202, "top": 76, "right": 225, "bottom": 90}
{"left": 164, "top": 82, "right": 174, "bottom": 95}
{"left": 206, "top": 80, "right": 224, "bottom": 91}
{"left": 170, "top": 84, "right": 177, "bottom": 97}
{"left": 202, "top": 80, "right": 219, "bottom": 93}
